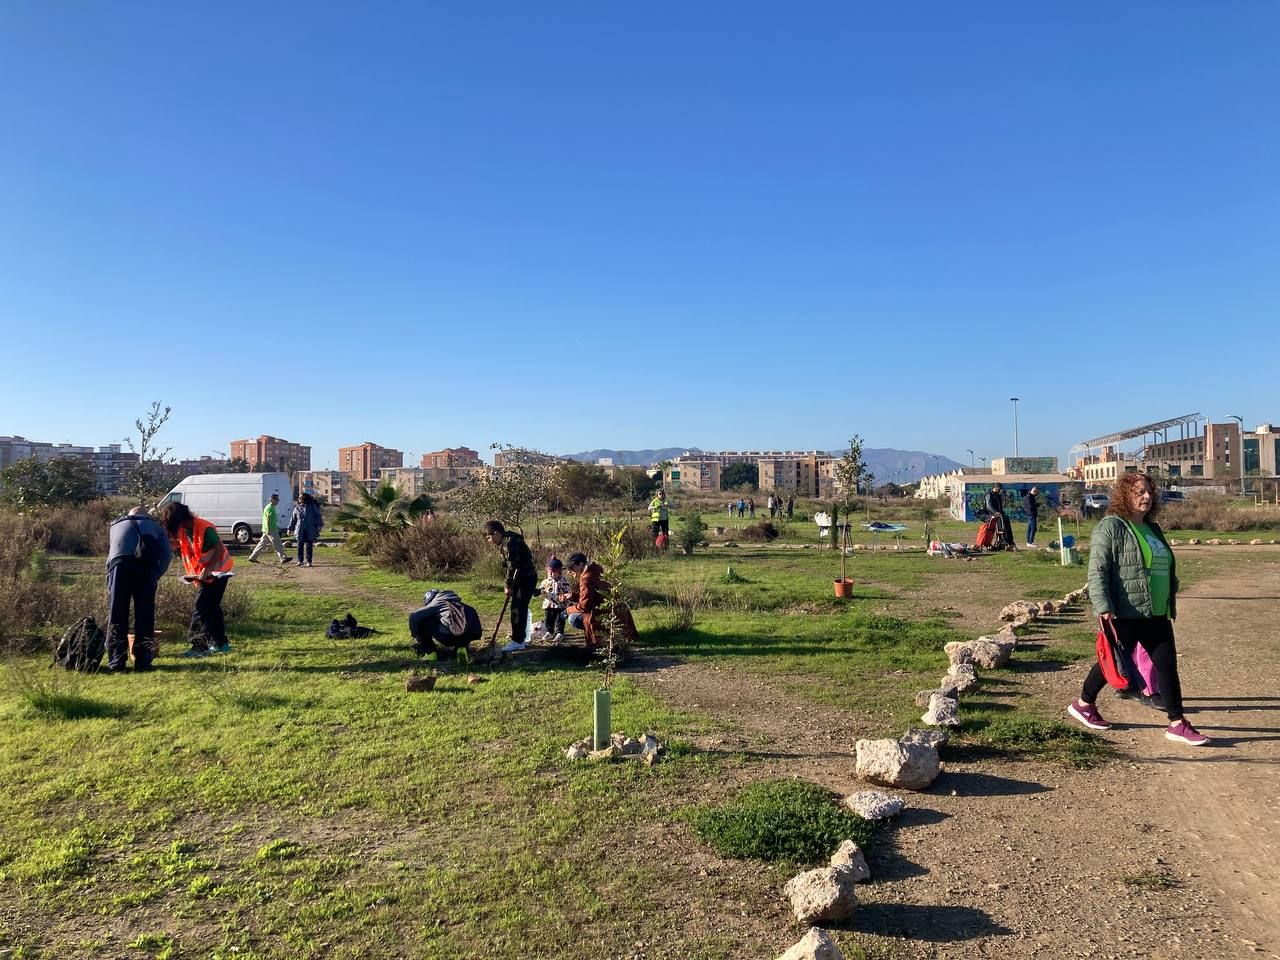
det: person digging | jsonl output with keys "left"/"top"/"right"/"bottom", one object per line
{"left": 483, "top": 520, "right": 538, "bottom": 653}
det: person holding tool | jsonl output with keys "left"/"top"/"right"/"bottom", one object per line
{"left": 483, "top": 520, "right": 538, "bottom": 653}
{"left": 158, "top": 501, "right": 235, "bottom": 657}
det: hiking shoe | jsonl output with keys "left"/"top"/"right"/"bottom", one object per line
{"left": 551, "top": 632, "right": 564, "bottom": 644}
{"left": 248, "top": 556, "right": 260, "bottom": 564}
{"left": 500, "top": 640, "right": 527, "bottom": 653}
{"left": 1067, "top": 699, "right": 1111, "bottom": 730}
{"left": 215, "top": 643, "right": 232, "bottom": 654}
{"left": 281, "top": 557, "right": 292, "bottom": 564}
{"left": 1165, "top": 719, "right": 1209, "bottom": 746}
{"left": 181, "top": 648, "right": 210, "bottom": 658}
{"left": 1142, "top": 692, "right": 1167, "bottom": 712}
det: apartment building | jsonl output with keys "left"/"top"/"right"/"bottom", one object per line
{"left": 421, "top": 446, "right": 483, "bottom": 469}
{"left": 297, "top": 470, "right": 356, "bottom": 505}
{"left": 229, "top": 435, "right": 312, "bottom": 471}
{"left": 339, "top": 442, "right": 404, "bottom": 481}
{"left": 0, "top": 435, "right": 138, "bottom": 495}
{"left": 663, "top": 457, "right": 721, "bottom": 492}
{"left": 176, "top": 456, "right": 230, "bottom": 475}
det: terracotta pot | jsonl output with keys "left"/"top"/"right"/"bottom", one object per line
{"left": 833, "top": 578, "right": 854, "bottom": 599}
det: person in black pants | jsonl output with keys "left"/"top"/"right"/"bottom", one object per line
{"left": 104, "top": 506, "right": 172, "bottom": 672}
{"left": 1024, "top": 486, "right": 1040, "bottom": 545}
{"left": 484, "top": 520, "right": 538, "bottom": 653}
{"left": 985, "top": 483, "right": 1016, "bottom": 550}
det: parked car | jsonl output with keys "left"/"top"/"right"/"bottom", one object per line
{"left": 1083, "top": 492, "right": 1110, "bottom": 515}
{"left": 157, "top": 472, "right": 293, "bottom": 545}
{"left": 1160, "top": 490, "right": 1187, "bottom": 504}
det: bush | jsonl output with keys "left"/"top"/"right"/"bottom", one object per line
{"left": 366, "top": 519, "right": 480, "bottom": 580}
{"left": 676, "top": 510, "right": 707, "bottom": 554}
{"left": 660, "top": 579, "right": 707, "bottom": 633}
{"left": 1159, "top": 494, "right": 1280, "bottom": 532}
{"left": 688, "top": 780, "right": 874, "bottom": 865}
{"left": 556, "top": 522, "right": 655, "bottom": 562}
{"left": 152, "top": 576, "right": 252, "bottom": 641}
{"left": 33, "top": 502, "right": 115, "bottom": 556}
{"left": 738, "top": 520, "right": 780, "bottom": 542}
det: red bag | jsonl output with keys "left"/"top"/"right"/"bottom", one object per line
{"left": 1095, "top": 618, "right": 1132, "bottom": 690}
{"left": 655, "top": 532, "right": 668, "bottom": 549}
{"left": 975, "top": 518, "right": 999, "bottom": 549}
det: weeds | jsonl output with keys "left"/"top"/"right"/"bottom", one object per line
{"left": 967, "top": 715, "right": 1109, "bottom": 768}
{"left": 1121, "top": 868, "right": 1181, "bottom": 890}
{"left": 1, "top": 657, "right": 131, "bottom": 720}
{"left": 366, "top": 519, "right": 480, "bottom": 580}
{"left": 661, "top": 580, "right": 708, "bottom": 634}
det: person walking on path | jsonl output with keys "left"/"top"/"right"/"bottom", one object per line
{"left": 159, "top": 501, "right": 234, "bottom": 657}
{"left": 288, "top": 493, "right": 324, "bottom": 567}
{"left": 483, "top": 520, "right": 537, "bottom": 653}
{"left": 648, "top": 489, "right": 671, "bottom": 542}
{"left": 1024, "top": 486, "right": 1040, "bottom": 546}
{"left": 104, "top": 506, "right": 171, "bottom": 672}
{"left": 248, "top": 493, "right": 292, "bottom": 565}
{"left": 1067, "top": 472, "right": 1208, "bottom": 746}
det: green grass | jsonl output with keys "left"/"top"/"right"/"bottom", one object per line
{"left": 687, "top": 779, "right": 875, "bottom": 866}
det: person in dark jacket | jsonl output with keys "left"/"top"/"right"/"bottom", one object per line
{"left": 105, "top": 506, "right": 172, "bottom": 672}
{"left": 483, "top": 520, "right": 537, "bottom": 652}
{"left": 1067, "top": 472, "right": 1207, "bottom": 746}
{"left": 1023, "top": 486, "right": 1040, "bottom": 545}
{"left": 409, "top": 588, "right": 483, "bottom": 657}
{"left": 984, "top": 483, "right": 1015, "bottom": 550}
{"left": 288, "top": 493, "right": 324, "bottom": 567}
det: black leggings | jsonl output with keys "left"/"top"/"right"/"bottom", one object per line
{"left": 1082, "top": 616, "right": 1184, "bottom": 721}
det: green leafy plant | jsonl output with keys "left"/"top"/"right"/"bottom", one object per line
{"left": 335, "top": 478, "right": 433, "bottom": 551}
{"left": 688, "top": 779, "right": 874, "bottom": 865}
{"left": 676, "top": 510, "right": 707, "bottom": 554}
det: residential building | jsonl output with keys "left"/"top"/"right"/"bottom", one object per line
{"left": 380, "top": 467, "right": 441, "bottom": 498}
{"left": 91, "top": 445, "right": 140, "bottom": 495}
{"left": 339, "top": 442, "right": 404, "bottom": 481}
{"left": 230, "top": 435, "right": 311, "bottom": 471}
{"left": 0, "top": 435, "right": 137, "bottom": 495}
{"left": 297, "top": 470, "right": 357, "bottom": 505}
{"left": 421, "top": 446, "right": 483, "bottom": 469}
{"left": 663, "top": 457, "right": 721, "bottom": 492}
{"left": 176, "top": 456, "right": 231, "bottom": 475}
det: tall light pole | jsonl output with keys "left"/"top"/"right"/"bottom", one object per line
{"left": 966, "top": 449, "right": 974, "bottom": 468}
{"left": 979, "top": 456, "right": 987, "bottom": 468}
{"left": 1229, "top": 415, "right": 1245, "bottom": 494}
{"left": 1010, "top": 397, "right": 1021, "bottom": 457}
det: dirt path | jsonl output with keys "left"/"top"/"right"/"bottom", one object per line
{"left": 628, "top": 558, "right": 1280, "bottom": 959}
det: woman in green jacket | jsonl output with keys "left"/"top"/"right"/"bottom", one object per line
{"left": 1067, "top": 472, "right": 1208, "bottom": 746}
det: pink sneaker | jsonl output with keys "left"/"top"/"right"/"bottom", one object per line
{"left": 1165, "top": 719, "right": 1209, "bottom": 746}
{"left": 1067, "top": 699, "right": 1111, "bottom": 731}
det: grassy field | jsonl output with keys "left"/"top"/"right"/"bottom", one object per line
{"left": 0, "top": 532, "right": 1222, "bottom": 958}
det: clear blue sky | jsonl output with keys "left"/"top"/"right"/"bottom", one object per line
{"left": 2, "top": 2, "right": 1276, "bottom": 468}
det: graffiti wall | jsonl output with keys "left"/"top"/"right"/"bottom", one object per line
{"left": 950, "top": 482, "right": 1068, "bottom": 522}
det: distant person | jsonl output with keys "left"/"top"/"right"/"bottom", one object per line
{"left": 767, "top": 495, "right": 777, "bottom": 518}
{"left": 1024, "top": 486, "right": 1040, "bottom": 546}
{"left": 985, "top": 483, "right": 1015, "bottom": 550}
{"left": 540, "top": 556, "right": 572, "bottom": 642}
{"left": 408, "top": 588, "right": 483, "bottom": 658}
{"left": 483, "top": 520, "right": 537, "bottom": 652}
{"left": 104, "top": 506, "right": 172, "bottom": 672}
{"left": 564, "top": 552, "right": 638, "bottom": 651}
{"left": 159, "top": 501, "right": 234, "bottom": 657}
{"left": 648, "top": 489, "right": 671, "bottom": 542}
{"left": 737, "top": 498, "right": 745, "bottom": 518}
{"left": 748, "top": 497, "right": 756, "bottom": 519}
{"left": 288, "top": 493, "right": 324, "bottom": 567}
{"left": 726, "top": 501, "right": 734, "bottom": 518}
{"left": 248, "top": 493, "right": 291, "bottom": 565}
{"left": 1067, "top": 473, "right": 1207, "bottom": 746}
{"left": 786, "top": 496, "right": 794, "bottom": 520}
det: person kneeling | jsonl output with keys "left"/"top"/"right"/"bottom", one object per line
{"left": 409, "top": 588, "right": 483, "bottom": 660}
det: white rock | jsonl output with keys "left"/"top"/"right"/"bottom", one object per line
{"left": 843, "top": 790, "right": 905, "bottom": 821}
{"left": 829, "top": 840, "right": 871, "bottom": 883}
{"left": 901, "top": 726, "right": 949, "bottom": 748}
{"left": 944, "top": 641, "right": 975, "bottom": 666}
{"left": 855, "top": 738, "right": 940, "bottom": 790}
{"left": 783, "top": 867, "right": 857, "bottom": 924}
{"left": 921, "top": 693, "right": 961, "bottom": 727}
{"left": 775, "top": 928, "right": 845, "bottom": 960}
{"left": 1000, "top": 600, "right": 1040, "bottom": 621}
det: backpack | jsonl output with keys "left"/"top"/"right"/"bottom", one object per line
{"left": 1095, "top": 618, "right": 1136, "bottom": 690}
{"left": 130, "top": 517, "right": 165, "bottom": 568}
{"left": 53, "top": 616, "right": 106, "bottom": 672}
{"left": 326, "top": 612, "right": 376, "bottom": 640}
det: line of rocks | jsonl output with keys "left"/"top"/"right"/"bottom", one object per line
{"left": 771, "top": 583, "right": 1093, "bottom": 958}
{"left": 1173, "top": 537, "right": 1278, "bottom": 546}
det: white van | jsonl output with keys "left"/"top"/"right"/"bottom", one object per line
{"left": 158, "top": 473, "right": 293, "bottom": 545}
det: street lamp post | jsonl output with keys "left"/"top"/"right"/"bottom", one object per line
{"left": 1229, "top": 415, "right": 1245, "bottom": 494}
{"left": 1010, "top": 398, "right": 1021, "bottom": 457}
{"left": 979, "top": 456, "right": 987, "bottom": 468}
{"left": 966, "top": 449, "right": 974, "bottom": 468}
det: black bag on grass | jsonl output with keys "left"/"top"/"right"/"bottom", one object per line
{"left": 326, "top": 612, "right": 376, "bottom": 640}
{"left": 53, "top": 616, "right": 106, "bottom": 672}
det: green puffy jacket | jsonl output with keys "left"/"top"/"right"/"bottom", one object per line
{"left": 1088, "top": 515, "right": 1178, "bottom": 620}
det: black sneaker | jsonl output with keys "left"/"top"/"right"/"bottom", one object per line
{"left": 281, "top": 558, "right": 292, "bottom": 564}
{"left": 248, "top": 557, "right": 260, "bottom": 564}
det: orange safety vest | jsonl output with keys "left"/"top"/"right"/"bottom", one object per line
{"left": 178, "top": 517, "right": 234, "bottom": 579}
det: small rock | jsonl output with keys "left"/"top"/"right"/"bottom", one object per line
{"left": 829, "top": 840, "right": 871, "bottom": 883}
{"left": 843, "top": 790, "right": 905, "bottom": 820}
{"left": 775, "top": 927, "right": 845, "bottom": 960}
{"left": 1208, "top": 538, "right": 1222, "bottom": 545}
{"left": 855, "top": 737, "right": 940, "bottom": 790}
{"left": 922, "top": 693, "right": 961, "bottom": 727}
{"left": 589, "top": 744, "right": 620, "bottom": 762}
{"left": 944, "top": 641, "right": 975, "bottom": 666}
{"left": 1249, "top": 539, "right": 1263, "bottom": 546}
{"left": 466, "top": 673, "right": 487, "bottom": 685}
{"left": 901, "top": 726, "right": 949, "bottom": 748}
{"left": 405, "top": 673, "right": 436, "bottom": 692}
{"left": 1000, "top": 600, "right": 1040, "bottom": 621}
{"left": 783, "top": 866, "right": 857, "bottom": 924}
{"left": 1189, "top": 538, "right": 1202, "bottom": 545}
{"left": 565, "top": 742, "right": 590, "bottom": 761}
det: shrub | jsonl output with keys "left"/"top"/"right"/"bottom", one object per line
{"left": 688, "top": 779, "right": 874, "bottom": 865}
{"left": 661, "top": 579, "right": 707, "bottom": 633}
{"left": 738, "top": 520, "right": 780, "bottom": 542}
{"left": 1160, "top": 494, "right": 1280, "bottom": 533}
{"left": 366, "top": 520, "right": 480, "bottom": 580}
{"left": 556, "top": 522, "right": 655, "bottom": 562}
{"left": 33, "top": 502, "right": 115, "bottom": 556}
{"left": 676, "top": 511, "right": 707, "bottom": 555}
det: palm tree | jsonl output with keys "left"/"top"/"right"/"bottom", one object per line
{"left": 335, "top": 478, "right": 433, "bottom": 545}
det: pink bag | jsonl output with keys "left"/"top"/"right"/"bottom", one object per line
{"left": 1132, "top": 643, "right": 1159, "bottom": 697}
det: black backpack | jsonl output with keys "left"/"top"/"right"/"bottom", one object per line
{"left": 53, "top": 616, "right": 106, "bottom": 672}
{"left": 326, "top": 612, "right": 376, "bottom": 640}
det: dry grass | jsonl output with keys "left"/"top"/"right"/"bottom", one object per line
{"left": 366, "top": 520, "right": 481, "bottom": 580}
{"left": 1161, "top": 494, "right": 1280, "bottom": 532}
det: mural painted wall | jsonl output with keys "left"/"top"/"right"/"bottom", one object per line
{"left": 950, "top": 482, "right": 1072, "bottom": 522}
{"left": 992, "top": 456, "right": 1059, "bottom": 476}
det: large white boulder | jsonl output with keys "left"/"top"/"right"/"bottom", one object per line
{"left": 855, "top": 738, "right": 940, "bottom": 790}
{"left": 783, "top": 866, "right": 857, "bottom": 924}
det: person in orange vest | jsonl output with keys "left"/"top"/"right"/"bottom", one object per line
{"left": 158, "top": 501, "right": 235, "bottom": 657}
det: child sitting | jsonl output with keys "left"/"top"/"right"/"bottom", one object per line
{"left": 540, "top": 557, "right": 572, "bottom": 642}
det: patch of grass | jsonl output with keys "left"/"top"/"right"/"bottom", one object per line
{"left": 254, "top": 838, "right": 304, "bottom": 862}
{"left": 1120, "top": 867, "right": 1182, "bottom": 890}
{"left": 967, "top": 715, "right": 1109, "bottom": 768}
{"left": 687, "top": 779, "right": 874, "bottom": 865}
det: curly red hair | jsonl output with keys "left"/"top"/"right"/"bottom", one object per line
{"left": 1107, "top": 472, "right": 1159, "bottom": 521}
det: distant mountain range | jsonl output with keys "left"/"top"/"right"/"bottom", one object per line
{"left": 560, "top": 446, "right": 965, "bottom": 482}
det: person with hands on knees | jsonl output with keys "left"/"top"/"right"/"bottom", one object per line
{"left": 159, "top": 501, "right": 235, "bottom": 657}
{"left": 1067, "top": 472, "right": 1207, "bottom": 746}
{"left": 483, "top": 519, "right": 537, "bottom": 653}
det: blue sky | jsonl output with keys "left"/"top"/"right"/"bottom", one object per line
{"left": 2, "top": 2, "right": 1276, "bottom": 468}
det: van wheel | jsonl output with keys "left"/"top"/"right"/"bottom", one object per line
{"left": 233, "top": 524, "right": 252, "bottom": 545}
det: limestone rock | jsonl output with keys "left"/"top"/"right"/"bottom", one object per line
{"left": 405, "top": 673, "right": 436, "bottom": 692}
{"left": 1169, "top": 538, "right": 1182, "bottom": 546}
{"left": 1250, "top": 538, "right": 1263, "bottom": 546}
{"left": 589, "top": 744, "right": 621, "bottom": 762}
{"left": 612, "top": 733, "right": 643, "bottom": 756}
{"left": 1227, "top": 539, "right": 1239, "bottom": 545}
{"left": 1208, "top": 538, "right": 1222, "bottom": 545}
{"left": 565, "top": 738, "right": 591, "bottom": 761}
{"left": 901, "top": 726, "right": 949, "bottom": 748}
{"left": 775, "top": 927, "right": 845, "bottom": 960}
{"left": 783, "top": 866, "right": 857, "bottom": 924}
{"left": 829, "top": 840, "right": 871, "bottom": 883}
{"left": 844, "top": 789, "right": 905, "bottom": 820}
{"left": 967, "top": 638, "right": 1009, "bottom": 670}
{"left": 1189, "top": 538, "right": 1201, "bottom": 545}
{"left": 855, "top": 738, "right": 940, "bottom": 790}
{"left": 944, "top": 641, "right": 975, "bottom": 667}
{"left": 1039, "top": 600, "right": 1057, "bottom": 615}
{"left": 921, "top": 693, "right": 961, "bottom": 727}
{"left": 914, "top": 689, "right": 938, "bottom": 708}
{"left": 944, "top": 664, "right": 978, "bottom": 694}
{"left": 1000, "top": 600, "right": 1040, "bottom": 621}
